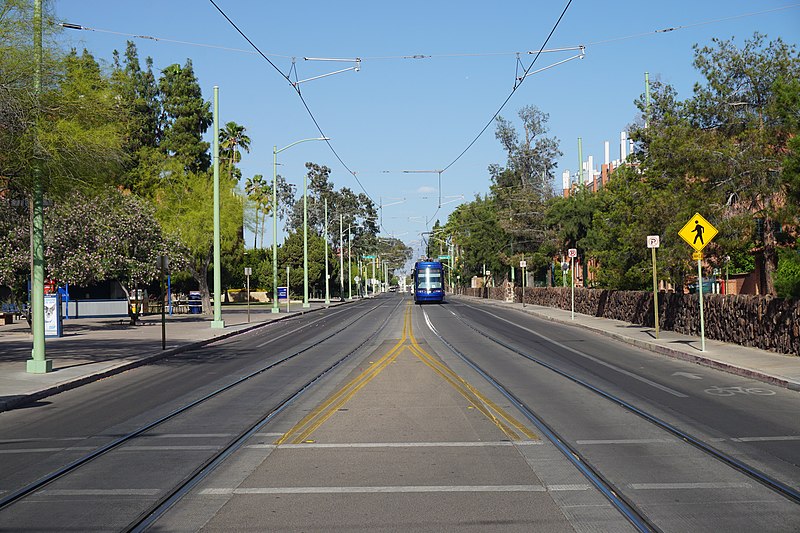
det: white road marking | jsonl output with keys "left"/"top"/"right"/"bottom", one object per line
{"left": 732, "top": 435, "right": 800, "bottom": 442}
{"left": 250, "top": 441, "right": 541, "bottom": 449}
{"left": 149, "top": 433, "right": 234, "bottom": 438}
{"left": 0, "top": 437, "right": 86, "bottom": 444}
{"left": 576, "top": 438, "right": 677, "bottom": 445}
{"left": 546, "top": 484, "right": 592, "bottom": 491}
{"left": 37, "top": 489, "right": 161, "bottom": 496}
{"left": 629, "top": 482, "right": 752, "bottom": 490}
{"left": 465, "top": 307, "right": 689, "bottom": 398}
{"left": 121, "top": 445, "right": 221, "bottom": 451}
{"left": 0, "top": 447, "right": 94, "bottom": 454}
{"left": 200, "top": 485, "right": 553, "bottom": 495}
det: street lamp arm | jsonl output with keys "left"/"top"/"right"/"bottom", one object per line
{"left": 276, "top": 137, "right": 330, "bottom": 154}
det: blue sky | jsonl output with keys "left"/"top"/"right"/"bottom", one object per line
{"left": 54, "top": 1, "right": 800, "bottom": 257}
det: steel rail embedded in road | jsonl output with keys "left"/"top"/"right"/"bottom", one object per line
{"left": 420, "top": 307, "right": 659, "bottom": 533}
{"left": 127, "top": 296, "right": 405, "bottom": 532}
{"left": 0, "top": 298, "right": 395, "bottom": 516}
{"left": 448, "top": 300, "right": 800, "bottom": 507}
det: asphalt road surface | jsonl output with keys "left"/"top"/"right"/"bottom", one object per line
{"left": 1, "top": 293, "right": 798, "bottom": 531}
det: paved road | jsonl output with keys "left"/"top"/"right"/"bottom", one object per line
{"left": 1, "top": 294, "right": 798, "bottom": 530}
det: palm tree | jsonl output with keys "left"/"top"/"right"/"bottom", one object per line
{"left": 244, "top": 174, "right": 266, "bottom": 248}
{"left": 219, "top": 121, "right": 251, "bottom": 183}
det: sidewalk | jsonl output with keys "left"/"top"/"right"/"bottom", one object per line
{"left": 460, "top": 295, "right": 800, "bottom": 391}
{"left": 0, "top": 301, "right": 345, "bottom": 412}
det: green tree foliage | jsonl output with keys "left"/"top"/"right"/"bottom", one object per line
{"left": 159, "top": 60, "right": 212, "bottom": 174}
{"left": 774, "top": 249, "right": 800, "bottom": 299}
{"left": 490, "top": 106, "right": 562, "bottom": 281}
{"left": 219, "top": 121, "right": 250, "bottom": 184}
{"left": 289, "top": 162, "right": 379, "bottom": 260}
{"left": 279, "top": 229, "right": 329, "bottom": 298}
{"left": 0, "top": 188, "right": 169, "bottom": 317}
{"left": 244, "top": 174, "right": 269, "bottom": 248}
{"left": 153, "top": 169, "right": 244, "bottom": 314}
{"left": 110, "top": 41, "right": 162, "bottom": 193}
{"left": 688, "top": 34, "right": 799, "bottom": 295}
{"left": 1, "top": 3, "right": 125, "bottom": 198}
{"left": 444, "top": 195, "right": 507, "bottom": 284}
{"left": 45, "top": 189, "right": 170, "bottom": 318}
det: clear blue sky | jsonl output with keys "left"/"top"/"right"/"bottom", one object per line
{"left": 55, "top": 1, "right": 800, "bottom": 258}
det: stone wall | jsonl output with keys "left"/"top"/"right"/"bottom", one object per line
{"left": 462, "top": 287, "right": 799, "bottom": 356}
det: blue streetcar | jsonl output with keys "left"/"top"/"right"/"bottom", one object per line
{"left": 412, "top": 261, "right": 445, "bottom": 304}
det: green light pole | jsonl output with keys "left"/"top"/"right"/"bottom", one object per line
{"left": 324, "top": 198, "right": 330, "bottom": 304}
{"left": 272, "top": 137, "right": 328, "bottom": 313}
{"left": 27, "top": 0, "right": 51, "bottom": 373}
{"left": 347, "top": 224, "right": 352, "bottom": 300}
{"left": 303, "top": 170, "right": 310, "bottom": 308}
{"left": 211, "top": 86, "right": 224, "bottom": 328}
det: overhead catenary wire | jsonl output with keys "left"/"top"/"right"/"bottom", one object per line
{"left": 207, "top": 0, "right": 379, "bottom": 228}
{"left": 58, "top": 4, "right": 800, "bottom": 62}
{"left": 441, "top": 0, "right": 574, "bottom": 174}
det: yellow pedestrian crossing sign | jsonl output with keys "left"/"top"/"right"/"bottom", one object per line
{"left": 679, "top": 213, "right": 718, "bottom": 252}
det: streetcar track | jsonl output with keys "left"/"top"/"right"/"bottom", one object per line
{"left": 432, "top": 301, "right": 800, "bottom": 508}
{"left": 420, "top": 306, "right": 659, "bottom": 533}
{"left": 0, "top": 297, "right": 401, "bottom": 524}
{"left": 128, "top": 296, "right": 406, "bottom": 532}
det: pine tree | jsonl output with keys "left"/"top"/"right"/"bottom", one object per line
{"left": 159, "top": 59, "right": 211, "bottom": 174}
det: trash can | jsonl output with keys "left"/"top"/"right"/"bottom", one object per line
{"left": 188, "top": 291, "right": 202, "bottom": 314}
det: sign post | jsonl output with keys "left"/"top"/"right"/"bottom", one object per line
{"left": 520, "top": 259, "right": 527, "bottom": 307}
{"left": 647, "top": 236, "right": 660, "bottom": 338}
{"left": 678, "top": 213, "right": 718, "bottom": 351}
{"left": 568, "top": 249, "right": 577, "bottom": 320}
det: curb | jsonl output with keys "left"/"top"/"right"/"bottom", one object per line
{"left": 455, "top": 295, "right": 800, "bottom": 392}
{"left": 0, "top": 304, "right": 342, "bottom": 413}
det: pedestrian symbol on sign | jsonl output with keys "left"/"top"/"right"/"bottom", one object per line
{"left": 692, "top": 220, "right": 705, "bottom": 245}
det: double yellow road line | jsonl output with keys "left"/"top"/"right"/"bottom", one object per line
{"left": 276, "top": 303, "right": 537, "bottom": 445}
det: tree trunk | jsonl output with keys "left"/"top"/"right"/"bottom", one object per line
{"left": 761, "top": 217, "right": 779, "bottom": 296}
{"left": 187, "top": 247, "right": 213, "bottom": 316}
{"left": 253, "top": 209, "right": 259, "bottom": 249}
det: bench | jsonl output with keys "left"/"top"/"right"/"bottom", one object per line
{"left": 1, "top": 303, "right": 21, "bottom": 325}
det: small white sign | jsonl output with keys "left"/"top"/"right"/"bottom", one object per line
{"left": 568, "top": 248, "right": 577, "bottom": 258}
{"left": 244, "top": 267, "right": 252, "bottom": 276}
{"left": 647, "top": 235, "right": 660, "bottom": 249}
{"left": 519, "top": 260, "right": 527, "bottom": 268}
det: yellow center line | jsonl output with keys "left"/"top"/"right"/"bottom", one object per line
{"left": 275, "top": 304, "right": 412, "bottom": 445}
{"left": 407, "top": 324, "right": 538, "bottom": 441}
{"left": 275, "top": 302, "right": 537, "bottom": 445}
